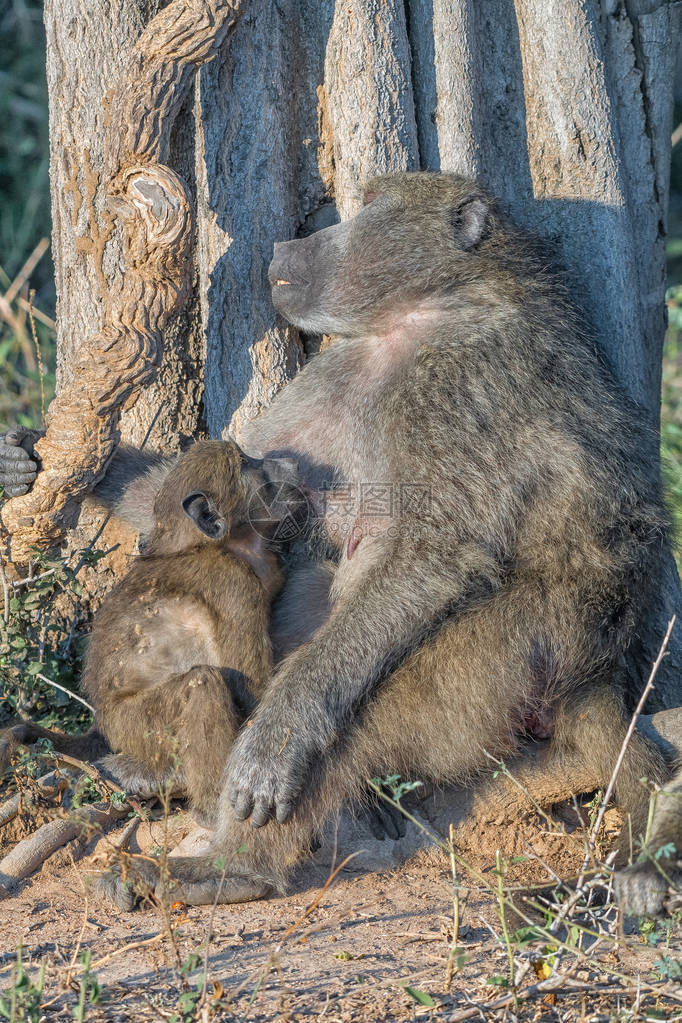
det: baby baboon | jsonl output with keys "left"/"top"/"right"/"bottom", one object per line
{"left": 2, "top": 173, "right": 673, "bottom": 908}
{"left": 0, "top": 440, "right": 401, "bottom": 840}
{"left": 1, "top": 440, "right": 290, "bottom": 821}
{"left": 85, "top": 439, "right": 292, "bottom": 820}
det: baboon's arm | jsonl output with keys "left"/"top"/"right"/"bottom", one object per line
{"left": 226, "top": 533, "right": 506, "bottom": 828}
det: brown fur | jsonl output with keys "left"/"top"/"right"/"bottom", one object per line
{"left": 97, "top": 172, "right": 671, "bottom": 909}
{"left": 1, "top": 441, "right": 283, "bottom": 822}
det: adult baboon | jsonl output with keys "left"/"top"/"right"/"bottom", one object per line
{"left": 1, "top": 173, "right": 671, "bottom": 907}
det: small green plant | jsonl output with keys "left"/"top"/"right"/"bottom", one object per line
{"left": 0, "top": 945, "right": 45, "bottom": 1022}
{"left": 654, "top": 956, "right": 682, "bottom": 982}
{"left": 401, "top": 984, "right": 435, "bottom": 1006}
{"left": 72, "top": 951, "right": 101, "bottom": 1022}
{"left": 168, "top": 953, "right": 203, "bottom": 1023}
{"left": 71, "top": 775, "right": 103, "bottom": 808}
{"left": 640, "top": 912, "right": 682, "bottom": 951}
{"left": 0, "top": 547, "right": 109, "bottom": 739}
{"left": 371, "top": 773, "right": 423, "bottom": 802}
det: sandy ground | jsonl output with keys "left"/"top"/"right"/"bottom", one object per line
{"left": 1, "top": 789, "right": 681, "bottom": 1022}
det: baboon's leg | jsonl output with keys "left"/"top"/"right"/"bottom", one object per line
{"left": 101, "top": 665, "right": 241, "bottom": 821}
{"left": 552, "top": 685, "right": 666, "bottom": 843}
{"left": 98, "top": 597, "right": 668, "bottom": 910}
{"left": 111, "top": 684, "right": 664, "bottom": 909}
{"left": 465, "top": 684, "right": 667, "bottom": 845}
{"left": 0, "top": 723, "right": 108, "bottom": 774}
{"left": 97, "top": 630, "right": 528, "bottom": 908}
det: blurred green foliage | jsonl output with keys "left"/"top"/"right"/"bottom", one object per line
{"left": 662, "top": 104, "right": 682, "bottom": 564}
{"left": 0, "top": 0, "right": 55, "bottom": 430}
{"left": 663, "top": 288, "right": 682, "bottom": 561}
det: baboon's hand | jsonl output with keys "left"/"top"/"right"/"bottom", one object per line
{"left": 0, "top": 428, "right": 42, "bottom": 497}
{"left": 227, "top": 705, "right": 316, "bottom": 827}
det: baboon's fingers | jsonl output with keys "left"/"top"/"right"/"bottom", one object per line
{"left": 377, "top": 803, "right": 406, "bottom": 841}
{"left": 275, "top": 799, "right": 295, "bottom": 824}
{"left": 232, "top": 788, "right": 255, "bottom": 821}
{"left": 365, "top": 808, "right": 387, "bottom": 841}
{"left": 358, "top": 799, "right": 406, "bottom": 841}
{"left": 250, "top": 799, "right": 272, "bottom": 829}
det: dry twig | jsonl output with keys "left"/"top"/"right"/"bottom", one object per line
{"left": 582, "top": 615, "right": 676, "bottom": 874}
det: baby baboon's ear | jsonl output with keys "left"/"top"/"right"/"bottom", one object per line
{"left": 452, "top": 197, "right": 488, "bottom": 251}
{"left": 181, "top": 491, "right": 227, "bottom": 539}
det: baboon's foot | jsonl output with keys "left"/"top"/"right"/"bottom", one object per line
{"left": 94, "top": 754, "right": 181, "bottom": 803}
{"left": 93, "top": 855, "right": 161, "bottom": 912}
{"left": 94, "top": 853, "right": 275, "bottom": 910}
{"left": 354, "top": 786, "right": 408, "bottom": 841}
{"left": 615, "top": 858, "right": 681, "bottom": 917}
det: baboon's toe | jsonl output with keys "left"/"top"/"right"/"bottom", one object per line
{"left": 91, "top": 857, "right": 161, "bottom": 912}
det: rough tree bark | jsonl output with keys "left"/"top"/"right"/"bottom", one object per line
{"left": 0, "top": 0, "right": 245, "bottom": 563}
{"left": 7, "top": 0, "right": 682, "bottom": 702}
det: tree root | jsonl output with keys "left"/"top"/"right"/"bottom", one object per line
{"left": 0, "top": 755, "right": 147, "bottom": 893}
{"left": 0, "top": 801, "right": 129, "bottom": 894}
{"left": 0, "top": 767, "right": 77, "bottom": 828}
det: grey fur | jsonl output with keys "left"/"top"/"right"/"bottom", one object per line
{"left": 98, "top": 172, "right": 671, "bottom": 909}
{"left": 615, "top": 763, "right": 682, "bottom": 916}
{"left": 94, "top": 445, "right": 176, "bottom": 537}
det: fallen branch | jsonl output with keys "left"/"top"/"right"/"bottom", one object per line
{"left": 446, "top": 974, "right": 678, "bottom": 1022}
{"left": 1, "top": 0, "right": 246, "bottom": 562}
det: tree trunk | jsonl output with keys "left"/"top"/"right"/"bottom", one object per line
{"left": 39, "top": 0, "right": 682, "bottom": 702}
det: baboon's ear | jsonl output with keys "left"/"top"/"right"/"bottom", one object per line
{"left": 452, "top": 197, "right": 488, "bottom": 250}
{"left": 181, "top": 491, "right": 227, "bottom": 539}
